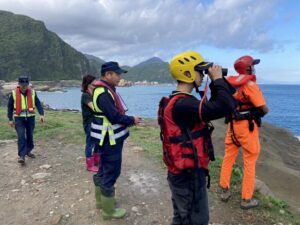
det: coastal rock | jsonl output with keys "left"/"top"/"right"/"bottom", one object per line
{"left": 118, "top": 79, "right": 133, "bottom": 87}
{"left": 134, "top": 80, "right": 159, "bottom": 85}
{"left": 0, "top": 89, "right": 8, "bottom": 107}
{"left": 255, "top": 178, "right": 275, "bottom": 197}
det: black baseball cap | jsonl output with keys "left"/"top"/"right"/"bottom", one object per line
{"left": 101, "top": 61, "right": 127, "bottom": 75}
{"left": 18, "top": 75, "right": 29, "bottom": 85}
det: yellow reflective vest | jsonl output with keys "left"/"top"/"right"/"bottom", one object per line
{"left": 12, "top": 89, "right": 36, "bottom": 117}
{"left": 91, "top": 86, "right": 129, "bottom": 146}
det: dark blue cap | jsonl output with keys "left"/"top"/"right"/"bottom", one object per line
{"left": 101, "top": 61, "right": 127, "bottom": 75}
{"left": 18, "top": 75, "right": 29, "bottom": 85}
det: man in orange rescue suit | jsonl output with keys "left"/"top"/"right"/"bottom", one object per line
{"left": 158, "top": 51, "right": 236, "bottom": 225}
{"left": 91, "top": 61, "right": 142, "bottom": 220}
{"left": 219, "top": 56, "right": 269, "bottom": 209}
{"left": 7, "top": 75, "right": 45, "bottom": 165}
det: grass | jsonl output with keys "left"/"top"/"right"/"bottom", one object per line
{"left": 129, "top": 125, "right": 164, "bottom": 166}
{"left": 0, "top": 107, "right": 85, "bottom": 145}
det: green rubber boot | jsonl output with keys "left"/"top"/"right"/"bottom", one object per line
{"left": 101, "top": 194, "right": 126, "bottom": 220}
{"left": 95, "top": 186, "right": 102, "bottom": 209}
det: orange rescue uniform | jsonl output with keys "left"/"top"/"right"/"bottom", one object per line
{"left": 220, "top": 80, "right": 266, "bottom": 200}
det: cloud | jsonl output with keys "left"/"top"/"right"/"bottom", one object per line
{"left": 0, "top": 0, "right": 280, "bottom": 65}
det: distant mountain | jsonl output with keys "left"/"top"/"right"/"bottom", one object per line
{"left": 84, "top": 55, "right": 171, "bottom": 82}
{"left": 135, "top": 57, "right": 164, "bottom": 67}
{"left": 85, "top": 54, "right": 106, "bottom": 65}
{"left": 0, "top": 10, "right": 92, "bottom": 81}
{"left": 122, "top": 65, "right": 131, "bottom": 71}
{"left": 84, "top": 54, "right": 132, "bottom": 76}
{"left": 84, "top": 54, "right": 106, "bottom": 76}
{"left": 125, "top": 57, "right": 172, "bottom": 83}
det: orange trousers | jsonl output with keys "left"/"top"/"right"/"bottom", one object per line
{"left": 220, "top": 120, "right": 260, "bottom": 200}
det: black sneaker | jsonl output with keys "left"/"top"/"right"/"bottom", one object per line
{"left": 26, "top": 153, "right": 36, "bottom": 158}
{"left": 18, "top": 157, "right": 25, "bottom": 165}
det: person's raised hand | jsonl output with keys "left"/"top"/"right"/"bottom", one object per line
{"left": 208, "top": 65, "right": 222, "bottom": 81}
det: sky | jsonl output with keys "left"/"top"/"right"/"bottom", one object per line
{"left": 0, "top": 0, "right": 300, "bottom": 83}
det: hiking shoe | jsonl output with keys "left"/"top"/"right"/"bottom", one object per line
{"left": 18, "top": 157, "right": 25, "bottom": 165}
{"left": 240, "top": 198, "right": 259, "bottom": 209}
{"left": 26, "top": 153, "right": 36, "bottom": 158}
{"left": 220, "top": 188, "right": 231, "bottom": 202}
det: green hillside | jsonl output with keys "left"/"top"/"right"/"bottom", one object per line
{"left": 0, "top": 10, "right": 92, "bottom": 81}
{"left": 125, "top": 58, "right": 172, "bottom": 83}
{"left": 83, "top": 54, "right": 171, "bottom": 83}
{"left": 84, "top": 54, "right": 105, "bottom": 76}
{"left": 0, "top": 10, "right": 172, "bottom": 83}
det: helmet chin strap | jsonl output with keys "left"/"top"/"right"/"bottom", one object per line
{"left": 193, "top": 75, "right": 209, "bottom": 98}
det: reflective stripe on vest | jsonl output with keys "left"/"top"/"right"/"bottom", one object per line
{"left": 91, "top": 123, "right": 122, "bottom": 131}
{"left": 92, "top": 86, "right": 128, "bottom": 146}
{"left": 12, "top": 89, "right": 36, "bottom": 117}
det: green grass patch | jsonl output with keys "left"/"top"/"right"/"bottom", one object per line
{"left": 0, "top": 107, "right": 18, "bottom": 140}
{"left": 0, "top": 107, "right": 85, "bottom": 145}
{"left": 209, "top": 156, "right": 244, "bottom": 188}
{"left": 129, "top": 125, "right": 164, "bottom": 166}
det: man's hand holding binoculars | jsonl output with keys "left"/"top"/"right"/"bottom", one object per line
{"left": 208, "top": 65, "right": 223, "bottom": 81}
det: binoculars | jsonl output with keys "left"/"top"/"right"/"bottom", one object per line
{"left": 195, "top": 62, "right": 228, "bottom": 76}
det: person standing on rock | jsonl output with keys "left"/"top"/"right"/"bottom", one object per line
{"left": 158, "top": 51, "right": 236, "bottom": 225}
{"left": 91, "top": 61, "right": 142, "bottom": 220}
{"left": 81, "top": 74, "right": 100, "bottom": 173}
{"left": 219, "top": 56, "right": 269, "bottom": 209}
{"left": 7, "top": 75, "right": 45, "bottom": 165}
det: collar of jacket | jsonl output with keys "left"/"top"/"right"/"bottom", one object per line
{"left": 100, "top": 79, "right": 116, "bottom": 91}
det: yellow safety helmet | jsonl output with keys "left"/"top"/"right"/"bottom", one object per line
{"left": 169, "top": 51, "right": 210, "bottom": 83}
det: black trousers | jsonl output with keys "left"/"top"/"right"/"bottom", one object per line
{"left": 167, "top": 168, "right": 209, "bottom": 225}
{"left": 93, "top": 141, "right": 124, "bottom": 197}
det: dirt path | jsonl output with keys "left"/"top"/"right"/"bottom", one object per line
{"left": 0, "top": 139, "right": 173, "bottom": 225}
{"left": 0, "top": 137, "right": 296, "bottom": 225}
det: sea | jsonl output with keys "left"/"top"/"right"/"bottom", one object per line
{"left": 38, "top": 84, "right": 300, "bottom": 138}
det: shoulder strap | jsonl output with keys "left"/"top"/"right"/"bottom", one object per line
{"left": 157, "top": 96, "right": 170, "bottom": 141}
